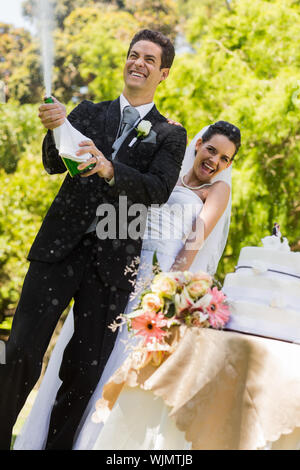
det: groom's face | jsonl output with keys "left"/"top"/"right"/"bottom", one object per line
{"left": 194, "top": 134, "right": 235, "bottom": 181}
{"left": 123, "top": 40, "right": 169, "bottom": 98}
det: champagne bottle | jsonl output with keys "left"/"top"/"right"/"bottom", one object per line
{"left": 44, "top": 96, "right": 54, "bottom": 104}
{"left": 44, "top": 96, "right": 95, "bottom": 177}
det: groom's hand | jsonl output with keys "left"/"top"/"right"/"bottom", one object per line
{"left": 38, "top": 97, "right": 66, "bottom": 130}
{"left": 77, "top": 140, "right": 114, "bottom": 180}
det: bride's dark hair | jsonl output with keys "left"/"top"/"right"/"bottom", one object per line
{"left": 202, "top": 121, "right": 241, "bottom": 158}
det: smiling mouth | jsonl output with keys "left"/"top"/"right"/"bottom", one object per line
{"left": 129, "top": 70, "right": 147, "bottom": 79}
{"left": 202, "top": 161, "right": 216, "bottom": 174}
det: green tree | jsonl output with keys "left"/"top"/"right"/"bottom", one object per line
{"left": 21, "top": 1, "right": 179, "bottom": 103}
{"left": 52, "top": 7, "right": 139, "bottom": 103}
{"left": 0, "top": 104, "right": 64, "bottom": 320}
{"left": 154, "top": 0, "right": 300, "bottom": 279}
{"left": 1, "top": 0, "right": 300, "bottom": 327}
{"left": 0, "top": 22, "right": 42, "bottom": 104}
{"left": 124, "top": 0, "right": 179, "bottom": 39}
{"left": 0, "top": 103, "right": 43, "bottom": 173}
{"left": 22, "top": 0, "right": 178, "bottom": 34}
{"left": 22, "top": 0, "right": 113, "bottom": 29}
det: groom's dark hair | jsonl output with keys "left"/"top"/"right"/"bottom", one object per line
{"left": 202, "top": 121, "right": 241, "bottom": 158}
{"left": 127, "top": 29, "right": 175, "bottom": 69}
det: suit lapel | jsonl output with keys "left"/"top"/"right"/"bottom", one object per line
{"left": 104, "top": 98, "right": 121, "bottom": 158}
{"left": 145, "top": 104, "right": 165, "bottom": 122}
{"left": 114, "top": 105, "right": 165, "bottom": 160}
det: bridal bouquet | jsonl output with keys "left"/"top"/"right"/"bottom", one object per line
{"left": 111, "top": 266, "right": 230, "bottom": 366}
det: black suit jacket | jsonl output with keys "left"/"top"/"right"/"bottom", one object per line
{"left": 28, "top": 98, "right": 187, "bottom": 291}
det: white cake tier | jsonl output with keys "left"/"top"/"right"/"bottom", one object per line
{"left": 226, "top": 300, "right": 300, "bottom": 344}
{"left": 223, "top": 271, "right": 300, "bottom": 311}
{"left": 223, "top": 244, "right": 300, "bottom": 342}
{"left": 237, "top": 247, "right": 300, "bottom": 276}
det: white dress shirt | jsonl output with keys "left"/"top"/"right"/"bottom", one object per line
{"left": 119, "top": 93, "right": 154, "bottom": 122}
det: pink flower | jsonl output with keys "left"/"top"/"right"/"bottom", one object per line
{"left": 131, "top": 311, "right": 168, "bottom": 344}
{"left": 206, "top": 287, "right": 230, "bottom": 329}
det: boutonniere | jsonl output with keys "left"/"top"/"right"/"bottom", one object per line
{"left": 136, "top": 120, "right": 152, "bottom": 139}
{"left": 129, "top": 120, "right": 153, "bottom": 148}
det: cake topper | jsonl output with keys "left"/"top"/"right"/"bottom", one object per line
{"left": 261, "top": 222, "right": 290, "bottom": 252}
{"left": 272, "top": 222, "right": 282, "bottom": 238}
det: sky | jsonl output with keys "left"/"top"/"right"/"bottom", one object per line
{"left": 0, "top": 0, "right": 34, "bottom": 32}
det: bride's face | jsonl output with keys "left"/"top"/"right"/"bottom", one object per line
{"left": 194, "top": 134, "right": 235, "bottom": 181}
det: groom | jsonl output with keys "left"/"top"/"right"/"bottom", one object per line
{"left": 0, "top": 29, "right": 187, "bottom": 450}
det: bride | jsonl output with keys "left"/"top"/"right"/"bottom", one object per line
{"left": 14, "top": 120, "right": 241, "bottom": 450}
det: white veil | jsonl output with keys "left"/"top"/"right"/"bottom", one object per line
{"left": 180, "top": 126, "right": 232, "bottom": 276}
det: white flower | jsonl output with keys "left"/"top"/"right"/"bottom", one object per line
{"left": 152, "top": 273, "right": 177, "bottom": 297}
{"left": 193, "top": 293, "right": 213, "bottom": 310}
{"left": 174, "top": 287, "right": 194, "bottom": 313}
{"left": 251, "top": 260, "right": 268, "bottom": 274}
{"left": 136, "top": 120, "right": 152, "bottom": 138}
{"left": 141, "top": 293, "right": 164, "bottom": 312}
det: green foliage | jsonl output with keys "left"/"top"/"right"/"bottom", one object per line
{"left": 53, "top": 8, "right": 139, "bottom": 102}
{"left": 152, "top": 0, "right": 300, "bottom": 281}
{"left": 22, "top": 0, "right": 107, "bottom": 29}
{"left": 0, "top": 103, "right": 43, "bottom": 173}
{"left": 20, "top": 1, "right": 179, "bottom": 103}
{"left": 0, "top": 22, "right": 42, "bottom": 104}
{"left": 1, "top": 0, "right": 300, "bottom": 327}
{"left": 124, "top": 0, "right": 179, "bottom": 39}
{"left": 0, "top": 107, "right": 64, "bottom": 318}
{"left": 0, "top": 316, "right": 13, "bottom": 334}
{"left": 22, "top": 0, "right": 178, "bottom": 35}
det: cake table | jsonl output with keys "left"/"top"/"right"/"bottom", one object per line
{"left": 91, "top": 326, "right": 300, "bottom": 450}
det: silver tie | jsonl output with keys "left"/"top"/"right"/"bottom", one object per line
{"left": 120, "top": 106, "right": 140, "bottom": 136}
{"left": 111, "top": 106, "right": 140, "bottom": 159}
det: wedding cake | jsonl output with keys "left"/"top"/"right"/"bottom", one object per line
{"left": 223, "top": 234, "right": 300, "bottom": 343}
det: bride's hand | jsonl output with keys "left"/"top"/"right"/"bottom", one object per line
{"left": 167, "top": 119, "right": 188, "bottom": 144}
{"left": 77, "top": 140, "right": 114, "bottom": 180}
{"left": 167, "top": 118, "right": 183, "bottom": 127}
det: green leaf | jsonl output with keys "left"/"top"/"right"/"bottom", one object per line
{"left": 164, "top": 302, "right": 176, "bottom": 319}
{"left": 152, "top": 250, "right": 161, "bottom": 274}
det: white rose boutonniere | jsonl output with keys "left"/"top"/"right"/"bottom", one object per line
{"left": 136, "top": 120, "right": 152, "bottom": 139}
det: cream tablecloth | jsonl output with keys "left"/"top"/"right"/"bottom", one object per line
{"left": 92, "top": 327, "right": 300, "bottom": 450}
